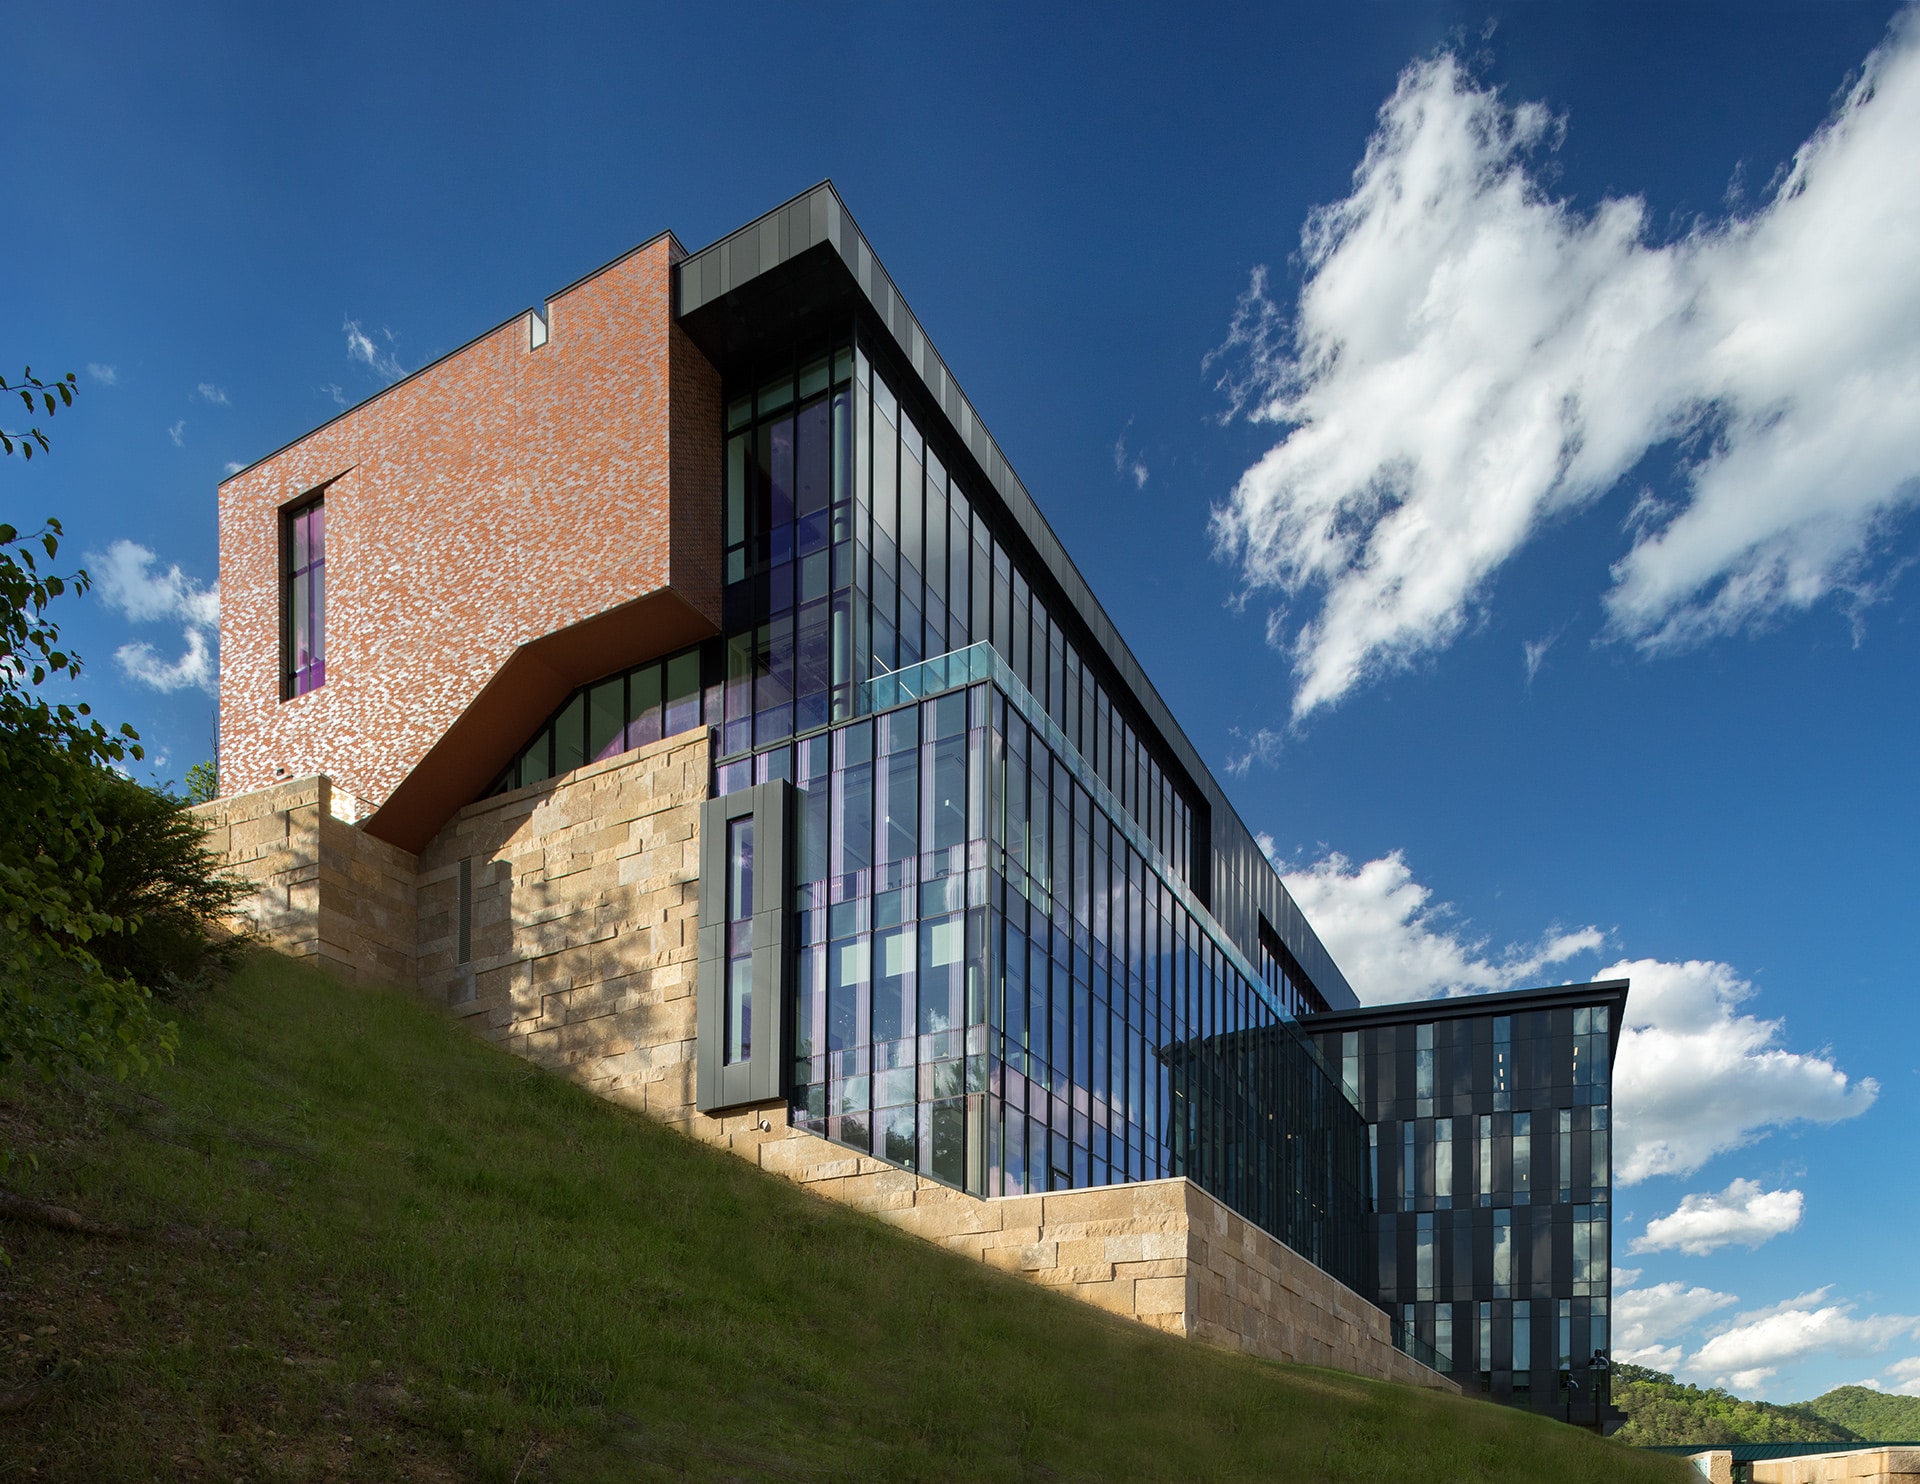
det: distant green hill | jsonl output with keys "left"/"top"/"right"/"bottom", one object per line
{"left": 1794, "top": 1385, "right": 1920, "bottom": 1442}
{"left": 0, "top": 952, "right": 1688, "bottom": 1482}
{"left": 1612, "top": 1364, "right": 1857, "bottom": 1447}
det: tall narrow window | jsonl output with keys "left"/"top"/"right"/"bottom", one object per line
{"left": 726, "top": 817, "right": 754, "bottom": 1065}
{"left": 1512, "top": 1111, "right": 1532, "bottom": 1204}
{"left": 1435, "top": 1118, "right": 1453, "bottom": 1208}
{"left": 284, "top": 496, "right": 326, "bottom": 696}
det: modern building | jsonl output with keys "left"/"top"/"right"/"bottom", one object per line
{"left": 1308, "top": 982, "right": 1626, "bottom": 1419}
{"left": 200, "top": 183, "right": 1625, "bottom": 1408}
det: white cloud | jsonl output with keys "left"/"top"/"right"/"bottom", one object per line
{"left": 115, "top": 629, "right": 213, "bottom": 694}
{"left": 167, "top": 419, "right": 185, "bottom": 447}
{"left": 1212, "top": 16, "right": 1920, "bottom": 720}
{"left": 1885, "top": 1356, "right": 1920, "bottom": 1397}
{"left": 1113, "top": 427, "right": 1150, "bottom": 489}
{"left": 1608, "top": 956, "right": 1878, "bottom": 1184}
{"left": 322, "top": 382, "right": 348, "bottom": 409}
{"left": 1522, "top": 633, "right": 1557, "bottom": 686}
{"left": 223, "top": 460, "right": 244, "bottom": 475}
{"left": 1267, "top": 851, "right": 1878, "bottom": 1184}
{"left": 1630, "top": 1178, "right": 1805, "bottom": 1256}
{"left": 196, "top": 382, "right": 229, "bottom": 406}
{"left": 89, "top": 539, "right": 220, "bottom": 695}
{"left": 1686, "top": 1290, "right": 1920, "bottom": 1393}
{"left": 1227, "top": 725, "right": 1286, "bottom": 775}
{"left": 86, "top": 363, "right": 117, "bottom": 386}
{"left": 1613, "top": 1278, "right": 1738, "bottom": 1368}
{"left": 344, "top": 317, "right": 405, "bottom": 381}
{"left": 1278, "top": 848, "right": 1602, "bottom": 1003}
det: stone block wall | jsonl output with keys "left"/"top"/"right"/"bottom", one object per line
{"left": 1751, "top": 1450, "right": 1920, "bottom": 1484}
{"left": 192, "top": 774, "right": 416, "bottom": 984}
{"left": 694, "top": 1104, "right": 1452, "bottom": 1391}
{"left": 198, "top": 742, "right": 1450, "bottom": 1394}
{"left": 413, "top": 732, "right": 709, "bottom": 1123}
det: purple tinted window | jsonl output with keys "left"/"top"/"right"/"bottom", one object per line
{"left": 286, "top": 497, "right": 326, "bottom": 696}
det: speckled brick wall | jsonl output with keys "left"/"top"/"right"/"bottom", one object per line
{"left": 217, "top": 233, "right": 721, "bottom": 821}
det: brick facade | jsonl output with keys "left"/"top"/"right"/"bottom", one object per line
{"left": 216, "top": 234, "right": 722, "bottom": 852}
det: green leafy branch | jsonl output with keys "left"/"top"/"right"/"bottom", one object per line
{"left": 0, "top": 367, "right": 79, "bottom": 460}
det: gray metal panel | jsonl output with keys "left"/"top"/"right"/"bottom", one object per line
{"left": 696, "top": 783, "right": 795, "bottom": 1113}
{"left": 673, "top": 183, "right": 1357, "bottom": 1008}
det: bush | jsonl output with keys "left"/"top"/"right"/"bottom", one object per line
{"left": 0, "top": 518, "right": 241, "bottom": 1081}
{"left": 89, "top": 774, "right": 245, "bottom": 998}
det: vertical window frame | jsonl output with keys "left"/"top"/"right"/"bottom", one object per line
{"left": 280, "top": 490, "right": 328, "bottom": 700}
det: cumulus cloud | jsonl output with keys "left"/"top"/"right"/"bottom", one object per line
{"left": 1885, "top": 1356, "right": 1920, "bottom": 1397}
{"left": 1278, "top": 848, "right": 1603, "bottom": 1004}
{"left": 1687, "top": 1290, "right": 1920, "bottom": 1393}
{"left": 1613, "top": 1279, "right": 1738, "bottom": 1370}
{"left": 1630, "top": 1178, "right": 1805, "bottom": 1256}
{"left": 1607, "top": 956, "right": 1877, "bottom": 1184}
{"left": 344, "top": 317, "right": 405, "bottom": 381}
{"left": 86, "top": 363, "right": 117, "bottom": 386}
{"left": 1212, "top": 15, "right": 1920, "bottom": 720}
{"left": 89, "top": 539, "right": 220, "bottom": 695}
{"left": 196, "top": 382, "right": 229, "bottom": 406}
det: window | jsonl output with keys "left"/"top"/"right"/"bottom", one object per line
{"left": 726, "top": 817, "right": 754, "bottom": 1065}
{"left": 284, "top": 496, "right": 326, "bottom": 696}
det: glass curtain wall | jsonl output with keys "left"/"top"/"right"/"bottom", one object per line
{"left": 778, "top": 669, "right": 1368, "bottom": 1292}
{"left": 716, "top": 337, "right": 1195, "bottom": 888}
{"left": 485, "top": 326, "right": 1367, "bottom": 1288}
{"left": 1317, "top": 1005, "right": 1614, "bottom": 1406}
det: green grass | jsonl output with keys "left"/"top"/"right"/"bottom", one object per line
{"left": 1, "top": 952, "right": 1692, "bottom": 1482}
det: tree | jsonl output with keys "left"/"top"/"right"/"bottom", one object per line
{"left": 0, "top": 517, "right": 182, "bottom": 1079}
{"left": 184, "top": 760, "right": 218, "bottom": 804}
{"left": 0, "top": 367, "right": 78, "bottom": 460}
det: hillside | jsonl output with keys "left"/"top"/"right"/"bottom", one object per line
{"left": 1612, "top": 1364, "right": 1854, "bottom": 1447}
{"left": 1795, "top": 1385, "right": 1920, "bottom": 1442}
{"left": 0, "top": 951, "right": 1688, "bottom": 1482}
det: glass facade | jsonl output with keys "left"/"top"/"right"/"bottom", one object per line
{"left": 1312, "top": 997, "right": 1618, "bottom": 1415}
{"left": 486, "top": 326, "right": 1377, "bottom": 1295}
{"left": 488, "top": 641, "right": 715, "bottom": 794}
{"left": 714, "top": 339, "right": 1195, "bottom": 886}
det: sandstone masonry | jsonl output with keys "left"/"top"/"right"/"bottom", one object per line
{"left": 194, "top": 736, "right": 1452, "bottom": 1395}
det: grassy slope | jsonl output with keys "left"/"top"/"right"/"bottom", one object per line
{"left": 1, "top": 952, "right": 1689, "bottom": 1483}
{"left": 1794, "top": 1386, "right": 1920, "bottom": 1441}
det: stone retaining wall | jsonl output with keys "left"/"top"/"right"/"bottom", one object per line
{"left": 1751, "top": 1449, "right": 1920, "bottom": 1484}
{"left": 198, "top": 744, "right": 1451, "bottom": 1394}
{"left": 191, "top": 775, "right": 416, "bottom": 985}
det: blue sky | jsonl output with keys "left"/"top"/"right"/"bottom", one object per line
{"left": 12, "top": 2, "right": 1918, "bottom": 1404}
